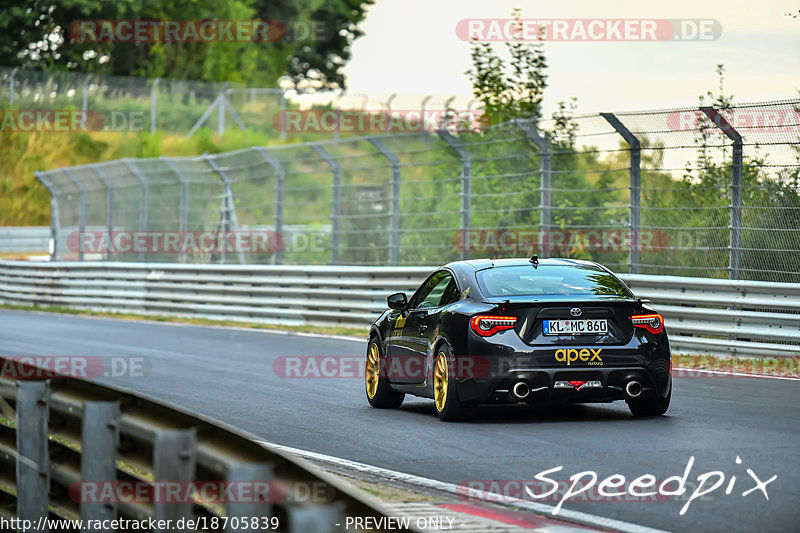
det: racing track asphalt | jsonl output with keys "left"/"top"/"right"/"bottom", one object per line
{"left": 0, "top": 309, "right": 797, "bottom": 533}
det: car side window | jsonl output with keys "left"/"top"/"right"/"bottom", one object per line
{"left": 409, "top": 271, "right": 455, "bottom": 310}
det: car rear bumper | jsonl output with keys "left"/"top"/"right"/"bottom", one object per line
{"left": 455, "top": 330, "right": 671, "bottom": 404}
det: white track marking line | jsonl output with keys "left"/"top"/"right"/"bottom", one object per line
{"left": 257, "top": 440, "right": 670, "bottom": 533}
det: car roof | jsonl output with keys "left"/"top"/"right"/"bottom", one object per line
{"left": 445, "top": 257, "right": 601, "bottom": 272}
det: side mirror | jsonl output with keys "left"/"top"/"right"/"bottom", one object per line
{"left": 387, "top": 292, "right": 408, "bottom": 310}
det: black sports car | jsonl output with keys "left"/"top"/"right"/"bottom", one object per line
{"left": 366, "top": 257, "right": 671, "bottom": 421}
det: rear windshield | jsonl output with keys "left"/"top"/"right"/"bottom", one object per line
{"left": 476, "top": 264, "right": 634, "bottom": 300}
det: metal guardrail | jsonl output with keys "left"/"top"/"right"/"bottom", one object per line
{"left": 0, "top": 355, "right": 414, "bottom": 532}
{"left": 0, "top": 227, "right": 50, "bottom": 254}
{"left": 0, "top": 260, "right": 797, "bottom": 357}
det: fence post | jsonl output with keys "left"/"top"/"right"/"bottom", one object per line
{"left": 701, "top": 107, "right": 743, "bottom": 281}
{"left": 311, "top": 144, "right": 341, "bottom": 265}
{"left": 123, "top": 159, "right": 150, "bottom": 262}
{"left": 601, "top": 113, "right": 641, "bottom": 274}
{"left": 16, "top": 380, "right": 50, "bottom": 530}
{"left": 279, "top": 91, "right": 287, "bottom": 141}
{"left": 368, "top": 137, "right": 401, "bottom": 265}
{"left": 93, "top": 167, "right": 116, "bottom": 261}
{"left": 514, "top": 119, "right": 552, "bottom": 258}
{"left": 187, "top": 82, "right": 230, "bottom": 138}
{"left": 35, "top": 172, "right": 61, "bottom": 261}
{"left": 218, "top": 86, "right": 227, "bottom": 137}
{"left": 9, "top": 66, "right": 19, "bottom": 105}
{"left": 65, "top": 169, "right": 87, "bottom": 262}
{"left": 152, "top": 429, "right": 196, "bottom": 530}
{"left": 205, "top": 156, "right": 245, "bottom": 264}
{"left": 438, "top": 130, "right": 471, "bottom": 260}
{"left": 80, "top": 402, "right": 120, "bottom": 526}
{"left": 81, "top": 74, "right": 93, "bottom": 113}
{"left": 162, "top": 158, "right": 190, "bottom": 263}
{"left": 255, "top": 148, "right": 286, "bottom": 264}
{"left": 150, "top": 77, "right": 161, "bottom": 133}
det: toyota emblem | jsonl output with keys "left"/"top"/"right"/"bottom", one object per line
{"left": 570, "top": 307, "right": 582, "bottom": 317}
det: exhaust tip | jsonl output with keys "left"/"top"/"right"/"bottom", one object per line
{"left": 626, "top": 380, "right": 643, "bottom": 398}
{"left": 512, "top": 381, "right": 530, "bottom": 399}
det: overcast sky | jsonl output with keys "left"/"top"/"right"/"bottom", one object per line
{"left": 340, "top": 0, "right": 800, "bottom": 114}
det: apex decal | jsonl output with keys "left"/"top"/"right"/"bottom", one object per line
{"left": 555, "top": 348, "right": 603, "bottom": 366}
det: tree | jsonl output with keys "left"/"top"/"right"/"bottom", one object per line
{"left": 0, "top": 0, "right": 372, "bottom": 88}
{"left": 465, "top": 8, "right": 548, "bottom": 125}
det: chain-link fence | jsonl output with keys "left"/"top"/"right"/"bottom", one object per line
{"left": 0, "top": 66, "right": 471, "bottom": 141}
{"left": 34, "top": 98, "right": 800, "bottom": 282}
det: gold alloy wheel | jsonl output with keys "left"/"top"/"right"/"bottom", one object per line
{"left": 434, "top": 351, "right": 448, "bottom": 412}
{"left": 366, "top": 343, "right": 380, "bottom": 399}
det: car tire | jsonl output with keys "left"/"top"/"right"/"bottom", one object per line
{"left": 365, "top": 338, "right": 405, "bottom": 408}
{"left": 433, "top": 343, "right": 475, "bottom": 422}
{"left": 627, "top": 387, "right": 671, "bottom": 417}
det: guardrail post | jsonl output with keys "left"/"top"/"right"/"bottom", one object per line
{"left": 601, "top": 113, "right": 641, "bottom": 273}
{"left": 150, "top": 78, "right": 161, "bottom": 133}
{"left": 65, "top": 169, "right": 87, "bottom": 262}
{"left": 288, "top": 503, "right": 345, "bottom": 533}
{"left": 80, "top": 402, "right": 120, "bottom": 526}
{"left": 153, "top": 429, "right": 196, "bottom": 530}
{"left": 123, "top": 159, "right": 150, "bottom": 262}
{"left": 162, "top": 158, "right": 190, "bottom": 263}
{"left": 225, "top": 463, "right": 274, "bottom": 532}
{"left": 368, "top": 137, "right": 401, "bottom": 265}
{"left": 205, "top": 156, "right": 245, "bottom": 264}
{"left": 93, "top": 167, "right": 116, "bottom": 261}
{"left": 311, "top": 144, "right": 341, "bottom": 265}
{"left": 701, "top": 107, "right": 743, "bottom": 281}
{"left": 16, "top": 380, "right": 50, "bottom": 530}
{"left": 437, "top": 131, "right": 471, "bottom": 260}
{"left": 35, "top": 172, "right": 61, "bottom": 261}
{"left": 255, "top": 148, "right": 286, "bottom": 264}
{"left": 514, "top": 119, "right": 552, "bottom": 258}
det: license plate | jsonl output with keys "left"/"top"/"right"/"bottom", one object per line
{"left": 543, "top": 319, "right": 608, "bottom": 335}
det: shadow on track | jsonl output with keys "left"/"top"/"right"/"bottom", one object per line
{"left": 394, "top": 400, "right": 674, "bottom": 424}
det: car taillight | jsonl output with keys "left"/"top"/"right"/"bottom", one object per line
{"left": 470, "top": 315, "right": 517, "bottom": 337}
{"left": 631, "top": 313, "right": 664, "bottom": 335}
